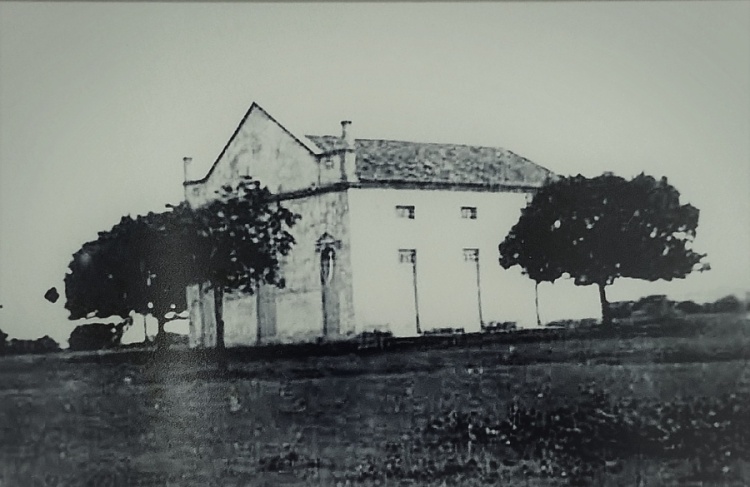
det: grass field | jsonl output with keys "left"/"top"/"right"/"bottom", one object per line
{"left": 1, "top": 314, "right": 749, "bottom": 486}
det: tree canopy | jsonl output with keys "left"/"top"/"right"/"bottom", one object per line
{"left": 499, "top": 173, "right": 707, "bottom": 324}
{"left": 170, "top": 179, "right": 297, "bottom": 294}
{"left": 64, "top": 176, "right": 299, "bottom": 356}
{"left": 173, "top": 177, "right": 299, "bottom": 358}
{"left": 65, "top": 210, "right": 190, "bottom": 344}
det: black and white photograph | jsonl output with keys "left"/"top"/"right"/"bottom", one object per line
{"left": 1, "top": 1, "right": 749, "bottom": 485}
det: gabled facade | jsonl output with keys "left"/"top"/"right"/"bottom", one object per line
{"left": 184, "top": 103, "right": 567, "bottom": 347}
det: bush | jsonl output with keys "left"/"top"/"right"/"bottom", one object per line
{"left": 2, "top": 335, "right": 60, "bottom": 355}
{"left": 709, "top": 295, "right": 742, "bottom": 314}
{"left": 609, "top": 301, "right": 635, "bottom": 319}
{"left": 676, "top": 300, "right": 703, "bottom": 314}
{"left": 68, "top": 322, "right": 127, "bottom": 351}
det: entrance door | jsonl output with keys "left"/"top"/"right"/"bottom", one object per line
{"left": 320, "top": 246, "right": 340, "bottom": 336}
{"left": 256, "top": 285, "right": 277, "bottom": 343}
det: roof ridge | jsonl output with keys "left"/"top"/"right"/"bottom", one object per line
{"left": 305, "top": 134, "right": 511, "bottom": 151}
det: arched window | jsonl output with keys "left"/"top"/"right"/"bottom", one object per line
{"left": 320, "top": 247, "right": 335, "bottom": 285}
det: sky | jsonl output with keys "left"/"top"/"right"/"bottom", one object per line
{"left": 1, "top": 2, "right": 748, "bottom": 346}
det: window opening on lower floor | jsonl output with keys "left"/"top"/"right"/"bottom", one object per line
{"left": 398, "top": 249, "right": 416, "bottom": 264}
{"left": 463, "top": 248, "right": 479, "bottom": 262}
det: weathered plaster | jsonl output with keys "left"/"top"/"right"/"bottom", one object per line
{"left": 185, "top": 105, "right": 320, "bottom": 208}
{"left": 187, "top": 189, "right": 355, "bottom": 347}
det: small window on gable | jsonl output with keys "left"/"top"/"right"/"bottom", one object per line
{"left": 463, "top": 248, "right": 479, "bottom": 262}
{"left": 399, "top": 249, "right": 416, "bottom": 264}
{"left": 324, "top": 157, "right": 335, "bottom": 169}
{"left": 396, "top": 205, "right": 415, "bottom": 219}
{"left": 461, "top": 206, "right": 477, "bottom": 219}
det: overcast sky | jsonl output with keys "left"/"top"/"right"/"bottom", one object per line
{"left": 1, "top": 2, "right": 748, "bottom": 345}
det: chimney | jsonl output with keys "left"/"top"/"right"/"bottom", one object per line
{"left": 182, "top": 157, "right": 193, "bottom": 183}
{"left": 182, "top": 157, "right": 193, "bottom": 203}
{"left": 341, "top": 120, "right": 353, "bottom": 149}
{"left": 339, "top": 120, "right": 357, "bottom": 182}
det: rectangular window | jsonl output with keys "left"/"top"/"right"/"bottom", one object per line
{"left": 396, "top": 205, "right": 415, "bottom": 219}
{"left": 463, "top": 248, "right": 479, "bottom": 262}
{"left": 399, "top": 249, "right": 416, "bottom": 264}
{"left": 461, "top": 206, "right": 477, "bottom": 219}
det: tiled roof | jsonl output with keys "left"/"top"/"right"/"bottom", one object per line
{"left": 305, "top": 135, "right": 553, "bottom": 187}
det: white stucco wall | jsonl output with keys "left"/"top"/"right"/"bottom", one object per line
{"left": 347, "top": 187, "right": 601, "bottom": 335}
{"left": 183, "top": 103, "right": 601, "bottom": 347}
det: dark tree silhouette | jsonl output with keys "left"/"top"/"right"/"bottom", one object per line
{"left": 65, "top": 231, "right": 132, "bottom": 322}
{"left": 499, "top": 194, "right": 563, "bottom": 326}
{"left": 68, "top": 321, "right": 130, "bottom": 351}
{"left": 172, "top": 177, "right": 299, "bottom": 369}
{"left": 499, "top": 173, "right": 707, "bottom": 325}
{"left": 65, "top": 213, "right": 188, "bottom": 346}
{"left": 65, "top": 177, "right": 297, "bottom": 358}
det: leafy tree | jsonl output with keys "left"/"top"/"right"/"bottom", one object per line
{"left": 172, "top": 177, "right": 299, "bottom": 368}
{"left": 65, "top": 177, "right": 297, "bottom": 360}
{"left": 499, "top": 190, "right": 564, "bottom": 326}
{"left": 65, "top": 235, "right": 128, "bottom": 320}
{"left": 129, "top": 209, "right": 194, "bottom": 343}
{"left": 499, "top": 173, "right": 707, "bottom": 325}
{"left": 64, "top": 213, "right": 188, "bottom": 346}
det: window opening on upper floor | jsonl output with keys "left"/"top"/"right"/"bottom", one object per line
{"left": 461, "top": 206, "right": 477, "bottom": 219}
{"left": 396, "top": 205, "right": 415, "bottom": 219}
{"left": 463, "top": 248, "right": 479, "bottom": 262}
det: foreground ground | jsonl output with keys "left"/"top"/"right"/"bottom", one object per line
{"left": 1, "top": 314, "right": 749, "bottom": 486}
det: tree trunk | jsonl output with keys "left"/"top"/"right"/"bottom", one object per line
{"left": 535, "top": 281, "right": 541, "bottom": 328}
{"left": 155, "top": 319, "right": 166, "bottom": 350}
{"left": 213, "top": 285, "right": 227, "bottom": 372}
{"left": 598, "top": 283, "right": 611, "bottom": 326}
{"left": 143, "top": 314, "right": 149, "bottom": 343}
